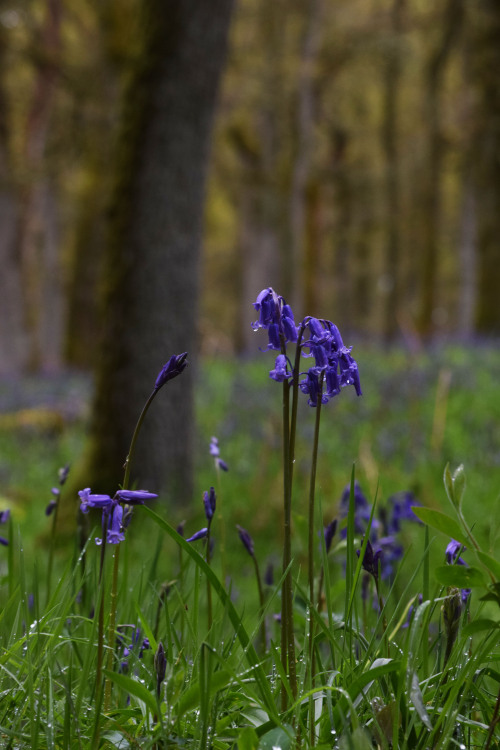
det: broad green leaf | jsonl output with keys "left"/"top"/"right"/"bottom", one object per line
{"left": 411, "top": 507, "right": 468, "bottom": 546}
{"left": 238, "top": 726, "right": 259, "bottom": 750}
{"left": 476, "top": 551, "right": 500, "bottom": 581}
{"left": 259, "top": 724, "right": 294, "bottom": 750}
{"left": 435, "top": 565, "right": 486, "bottom": 589}
{"left": 462, "top": 618, "right": 500, "bottom": 637}
{"left": 103, "top": 670, "right": 157, "bottom": 715}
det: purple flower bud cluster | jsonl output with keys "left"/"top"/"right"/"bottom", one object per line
{"left": 116, "top": 624, "right": 150, "bottom": 672}
{"left": 78, "top": 488, "right": 158, "bottom": 546}
{"left": 45, "top": 464, "right": 71, "bottom": 516}
{"left": 339, "top": 482, "right": 421, "bottom": 582}
{"left": 0, "top": 509, "right": 10, "bottom": 546}
{"left": 210, "top": 437, "right": 229, "bottom": 472}
{"left": 252, "top": 287, "right": 361, "bottom": 407}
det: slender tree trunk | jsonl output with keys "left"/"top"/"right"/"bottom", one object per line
{"left": 381, "top": 0, "right": 405, "bottom": 342}
{"left": 82, "top": 0, "right": 234, "bottom": 501}
{"left": 470, "top": 0, "right": 500, "bottom": 333}
{"left": 288, "top": 0, "right": 324, "bottom": 316}
{"left": 417, "top": 0, "right": 464, "bottom": 336}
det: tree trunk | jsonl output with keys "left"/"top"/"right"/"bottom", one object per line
{"left": 381, "top": 0, "right": 405, "bottom": 342}
{"left": 417, "top": 0, "right": 464, "bottom": 336}
{"left": 82, "top": 0, "right": 234, "bottom": 503}
{"left": 470, "top": 0, "right": 500, "bottom": 333}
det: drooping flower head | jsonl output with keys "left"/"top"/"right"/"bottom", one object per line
{"left": 252, "top": 288, "right": 298, "bottom": 351}
{"left": 154, "top": 352, "right": 188, "bottom": 391}
{"left": 78, "top": 487, "right": 157, "bottom": 545}
{"left": 252, "top": 289, "right": 361, "bottom": 405}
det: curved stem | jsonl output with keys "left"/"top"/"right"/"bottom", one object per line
{"left": 104, "top": 387, "right": 159, "bottom": 711}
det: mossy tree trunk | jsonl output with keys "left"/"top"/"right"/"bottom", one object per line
{"left": 82, "top": 0, "right": 234, "bottom": 503}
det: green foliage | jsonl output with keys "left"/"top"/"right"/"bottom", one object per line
{"left": 0, "top": 347, "right": 499, "bottom": 746}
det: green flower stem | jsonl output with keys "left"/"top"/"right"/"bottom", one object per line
{"left": 104, "top": 387, "right": 159, "bottom": 712}
{"left": 46, "top": 497, "right": 61, "bottom": 602}
{"left": 215, "top": 465, "right": 227, "bottom": 586}
{"left": 307, "top": 377, "right": 323, "bottom": 685}
{"left": 252, "top": 554, "right": 267, "bottom": 653}
{"left": 281, "top": 376, "right": 297, "bottom": 706}
{"left": 206, "top": 524, "right": 213, "bottom": 631}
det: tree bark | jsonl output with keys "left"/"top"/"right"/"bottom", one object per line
{"left": 417, "top": 0, "right": 464, "bottom": 336}
{"left": 470, "top": 0, "right": 500, "bottom": 333}
{"left": 82, "top": 0, "right": 234, "bottom": 502}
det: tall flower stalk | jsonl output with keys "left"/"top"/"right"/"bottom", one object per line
{"left": 78, "top": 353, "right": 187, "bottom": 719}
{"left": 252, "top": 288, "right": 361, "bottom": 709}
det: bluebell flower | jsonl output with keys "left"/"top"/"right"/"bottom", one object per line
{"left": 252, "top": 287, "right": 298, "bottom": 351}
{"left": 176, "top": 520, "right": 186, "bottom": 537}
{"left": 236, "top": 525, "right": 255, "bottom": 557}
{"left": 386, "top": 491, "right": 421, "bottom": 533}
{"left": 323, "top": 519, "right": 337, "bottom": 553}
{"left": 299, "top": 368, "right": 328, "bottom": 407}
{"left": 116, "top": 489, "right": 158, "bottom": 505}
{"left": 445, "top": 539, "right": 470, "bottom": 602}
{"left": 58, "top": 464, "right": 70, "bottom": 486}
{"left": 0, "top": 508, "right": 9, "bottom": 546}
{"left": 339, "top": 481, "right": 374, "bottom": 539}
{"left": 270, "top": 354, "right": 292, "bottom": 383}
{"left": 107, "top": 504, "right": 126, "bottom": 544}
{"left": 186, "top": 527, "right": 208, "bottom": 543}
{"left": 357, "top": 539, "right": 383, "bottom": 580}
{"left": 210, "top": 436, "right": 229, "bottom": 472}
{"left": 45, "top": 487, "right": 60, "bottom": 516}
{"left": 446, "top": 539, "right": 466, "bottom": 565}
{"left": 117, "top": 625, "right": 150, "bottom": 672}
{"left": 154, "top": 352, "right": 188, "bottom": 391}
{"left": 203, "top": 487, "right": 216, "bottom": 522}
{"left": 78, "top": 488, "right": 113, "bottom": 514}
{"left": 264, "top": 561, "right": 274, "bottom": 586}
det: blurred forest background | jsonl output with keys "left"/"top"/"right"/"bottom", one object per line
{"left": 0, "top": 0, "right": 499, "bottom": 498}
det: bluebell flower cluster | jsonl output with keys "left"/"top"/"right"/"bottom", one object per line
{"left": 116, "top": 624, "right": 150, "bottom": 672}
{"left": 0, "top": 509, "right": 10, "bottom": 547}
{"left": 339, "top": 482, "right": 421, "bottom": 582}
{"left": 252, "top": 287, "right": 361, "bottom": 407}
{"left": 210, "top": 437, "right": 229, "bottom": 472}
{"left": 78, "top": 488, "right": 158, "bottom": 545}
